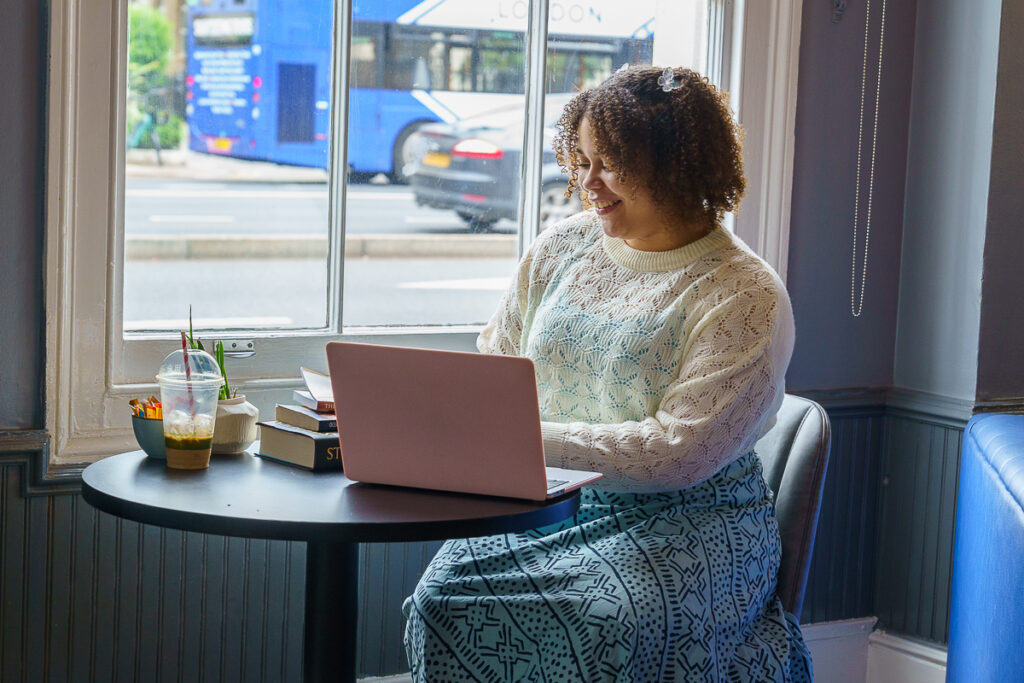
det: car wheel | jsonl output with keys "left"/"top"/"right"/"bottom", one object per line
{"left": 539, "top": 182, "right": 581, "bottom": 229}
{"left": 391, "top": 122, "right": 429, "bottom": 184}
{"left": 457, "top": 212, "right": 497, "bottom": 233}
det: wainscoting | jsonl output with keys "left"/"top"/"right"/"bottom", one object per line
{"left": 0, "top": 436, "right": 441, "bottom": 681}
{"left": 0, "top": 390, "right": 967, "bottom": 680}
{"left": 801, "top": 389, "right": 969, "bottom": 645}
{"left": 872, "top": 393, "right": 969, "bottom": 644}
{"left": 800, "top": 400, "right": 885, "bottom": 624}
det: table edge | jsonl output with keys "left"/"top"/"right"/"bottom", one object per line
{"left": 80, "top": 472, "right": 581, "bottom": 543}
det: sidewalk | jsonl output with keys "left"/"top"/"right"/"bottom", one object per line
{"left": 125, "top": 233, "right": 517, "bottom": 259}
{"left": 126, "top": 148, "right": 328, "bottom": 183}
{"left": 125, "top": 149, "right": 516, "bottom": 259}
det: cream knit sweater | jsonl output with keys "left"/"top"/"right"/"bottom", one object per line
{"left": 478, "top": 211, "right": 795, "bottom": 493}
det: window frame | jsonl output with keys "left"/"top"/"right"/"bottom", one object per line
{"left": 44, "top": 0, "right": 802, "bottom": 465}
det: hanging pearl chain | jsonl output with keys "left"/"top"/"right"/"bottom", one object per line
{"left": 851, "top": 0, "right": 886, "bottom": 317}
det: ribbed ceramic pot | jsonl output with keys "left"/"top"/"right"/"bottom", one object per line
{"left": 211, "top": 395, "right": 259, "bottom": 454}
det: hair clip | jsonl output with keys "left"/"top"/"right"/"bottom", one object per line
{"left": 658, "top": 67, "right": 682, "bottom": 92}
{"left": 616, "top": 62, "right": 630, "bottom": 74}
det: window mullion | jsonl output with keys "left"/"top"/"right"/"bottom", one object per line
{"left": 327, "top": 0, "right": 354, "bottom": 333}
{"left": 722, "top": 0, "right": 742, "bottom": 106}
{"left": 517, "top": 0, "right": 550, "bottom": 257}
{"left": 705, "top": 0, "right": 725, "bottom": 87}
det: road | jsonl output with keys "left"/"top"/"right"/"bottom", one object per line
{"left": 123, "top": 257, "right": 516, "bottom": 328}
{"left": 125, "top": 178, "right": 516, "bottom": 236}
{"left": 123, "top": 178, "right": 518, "bottom": 328}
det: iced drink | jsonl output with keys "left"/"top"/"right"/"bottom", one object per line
{"left": 162, "top": 408, "right": 217, "bottom": 469}
{"left": 156, "top": 348, "right": 224, "bottom": 470}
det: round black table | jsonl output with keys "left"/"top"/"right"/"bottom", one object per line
{"left": 81, "top": 450, "right": 579, "bottom": 683}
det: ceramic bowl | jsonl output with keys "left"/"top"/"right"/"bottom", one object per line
{"left": 132, "top": 415, "right": 166, "bottom": 459}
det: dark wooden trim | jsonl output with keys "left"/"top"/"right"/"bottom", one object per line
{"left": 794, "top": 386, "right": 974, "bottom": 426}
{"left": 0, "top": 430, "right": 82, "bottom": 496}
{"left": 886, "top": 387, "right": 973, "bottom": 426}
{"left": 974, "top": 397, "right": 1024, "bottom": 415}
{"left": 791, "top": 387, "right": 888, "bottom": 417}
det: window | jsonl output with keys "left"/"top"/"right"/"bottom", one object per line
{"left": 45, "top": 0, "right": 803, "bottom": 463}
{"left": 192, "top": 14, "right": 255, "bottom": 48}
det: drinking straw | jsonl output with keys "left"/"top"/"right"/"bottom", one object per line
{"left": 181, "top": 331, "right": 191, "bottom": 380}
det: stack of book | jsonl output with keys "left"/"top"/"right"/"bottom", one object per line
{"left": 257, "top": 368, "right": 343, "bottom": 471}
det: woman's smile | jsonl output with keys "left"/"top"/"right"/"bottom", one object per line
{"left": 592, "top": 198, "right": 622, "bottom": 215}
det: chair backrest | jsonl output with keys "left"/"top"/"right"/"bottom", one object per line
{"left": 754, "top": 394, "right": 831, "bottom": 617}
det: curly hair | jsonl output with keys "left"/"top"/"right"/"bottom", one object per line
{"left": 553, "top": 66, "right": 745, "bottom": 228}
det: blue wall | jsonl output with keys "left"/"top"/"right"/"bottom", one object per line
{"left": 0, "top": 0, "right": 45, "bottom": 430}
{"left": 977, "top": 0, "right": 1024, "bottom": 404}
{"left": 893, "top": 0, "right": 1001, "bottom": 401}
{"left": 785, "top": 0, "right": 917, "bottom": 393}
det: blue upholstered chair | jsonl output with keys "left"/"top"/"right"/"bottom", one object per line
{"left": 755, "top": 394, "right": 832, "bottom": 617}
{"left": 947, "top": 414, "right": 1024, "bottom": 682}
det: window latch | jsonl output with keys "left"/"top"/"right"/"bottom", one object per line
{"left": 218, "top": 340, "right": 255, "bottom": 359}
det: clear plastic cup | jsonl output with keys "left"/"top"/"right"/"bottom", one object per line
{"left": 156, "top": 348, "right": 224, "bottom": 470}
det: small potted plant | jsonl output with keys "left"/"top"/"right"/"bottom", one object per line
{"left": 183, "top": 311, "right": 259, "bottom": 454}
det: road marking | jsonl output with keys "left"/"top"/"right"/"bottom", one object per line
{"left": 148, "top": 214, "right": 236, "bottom": 223}
{"left": 403, "top": 215, "right": 462, "bottom": 224}
{"left": 397, "top": 277, "right": 510, "bottom": 291}
{"left": 347, "top": 191, "right": 414, "bottom": 200}
{"left": 129, "top": 189, "right": 326, "bottom": 199}
{"left": 126, "top": 189, "right": 414, "bottom": 200}
{"left": 124, "top": 316, "right": 295, "bottom": 329}
{"left": 127, "top": 233, "right": 326, "bottom": 241}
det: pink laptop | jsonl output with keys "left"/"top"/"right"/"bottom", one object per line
{"left": 325, "top": 342, "right": 603, "bottom": 501}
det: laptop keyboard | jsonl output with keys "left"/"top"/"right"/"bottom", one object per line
{"left": 546, "top": 478, "right": 569, "bottom": 491}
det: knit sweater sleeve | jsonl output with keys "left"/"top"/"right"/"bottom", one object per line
{"left": 477, "top": 219, "right": 574, "bottom": 355}
{"left": 476, "top": 252, "right": 530, "bottom": 356}
{"left": 540, "top": 279, "right": 795, "bottom": 492}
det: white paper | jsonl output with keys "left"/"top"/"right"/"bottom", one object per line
{"left": 300, "top": 366, "right": 334, "bottom": 402}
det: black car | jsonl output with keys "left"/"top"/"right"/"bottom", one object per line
{"left": 407, "top": 95, "right": 582, "bottom": 233}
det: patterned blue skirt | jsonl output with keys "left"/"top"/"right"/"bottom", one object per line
{"left": 403, "top": 452, "right": 813, "bottom": 682}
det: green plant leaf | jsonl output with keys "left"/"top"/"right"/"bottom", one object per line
{"left": 183, "top": 306, "right": 204, "bottom": 350}
{"left": 215, "top": 340, "right": 230, "bottom": 400}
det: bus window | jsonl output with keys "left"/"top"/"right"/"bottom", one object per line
{"left": 580, "top": 54, "right": 614, "bottom": 89}
{"left": 382, "top": 26, "right": 429, "bottom": 90}
{"left": 546, "top": 49, "right": 613, "bottom": 93}
{"left": 351, "top": 34, "right": 378, "bottom": 89}
{"left": 426, "top": 41, "right": 447, "bottom": 88}
{"left": 384, "top": 26, "right": 479, "bottom": 92}
{"left": 476, "top": 33, "right": 524, "bottom": 94}
{"left": 546, "top": 51, "right": 579, "bottom": 93}
{"left": 448, "top": 45, "right": 473, "bottom": 91}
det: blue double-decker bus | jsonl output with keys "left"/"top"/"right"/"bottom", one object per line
{"left": 185, "top": 0, "right": 654, "bottom": 180}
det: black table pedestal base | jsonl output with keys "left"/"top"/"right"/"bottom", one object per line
{"left": 305, "top": 541, "right": 359, "bottom": 683}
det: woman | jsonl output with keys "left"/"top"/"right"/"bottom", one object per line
{"left": 403, "top": 66, "right": 812, "bottom": 682}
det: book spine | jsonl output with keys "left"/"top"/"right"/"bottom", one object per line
{"left": 294, "top": 390, "right": 335, "bottom": 413}
{"left": 312, "top": 438, "right": 344, "bottom": 470}
{"left": 276, "top": 407, "right": 337, "bottom": 432}
{"left": 297, "top": 417, "right": 337, "bottom": 433}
